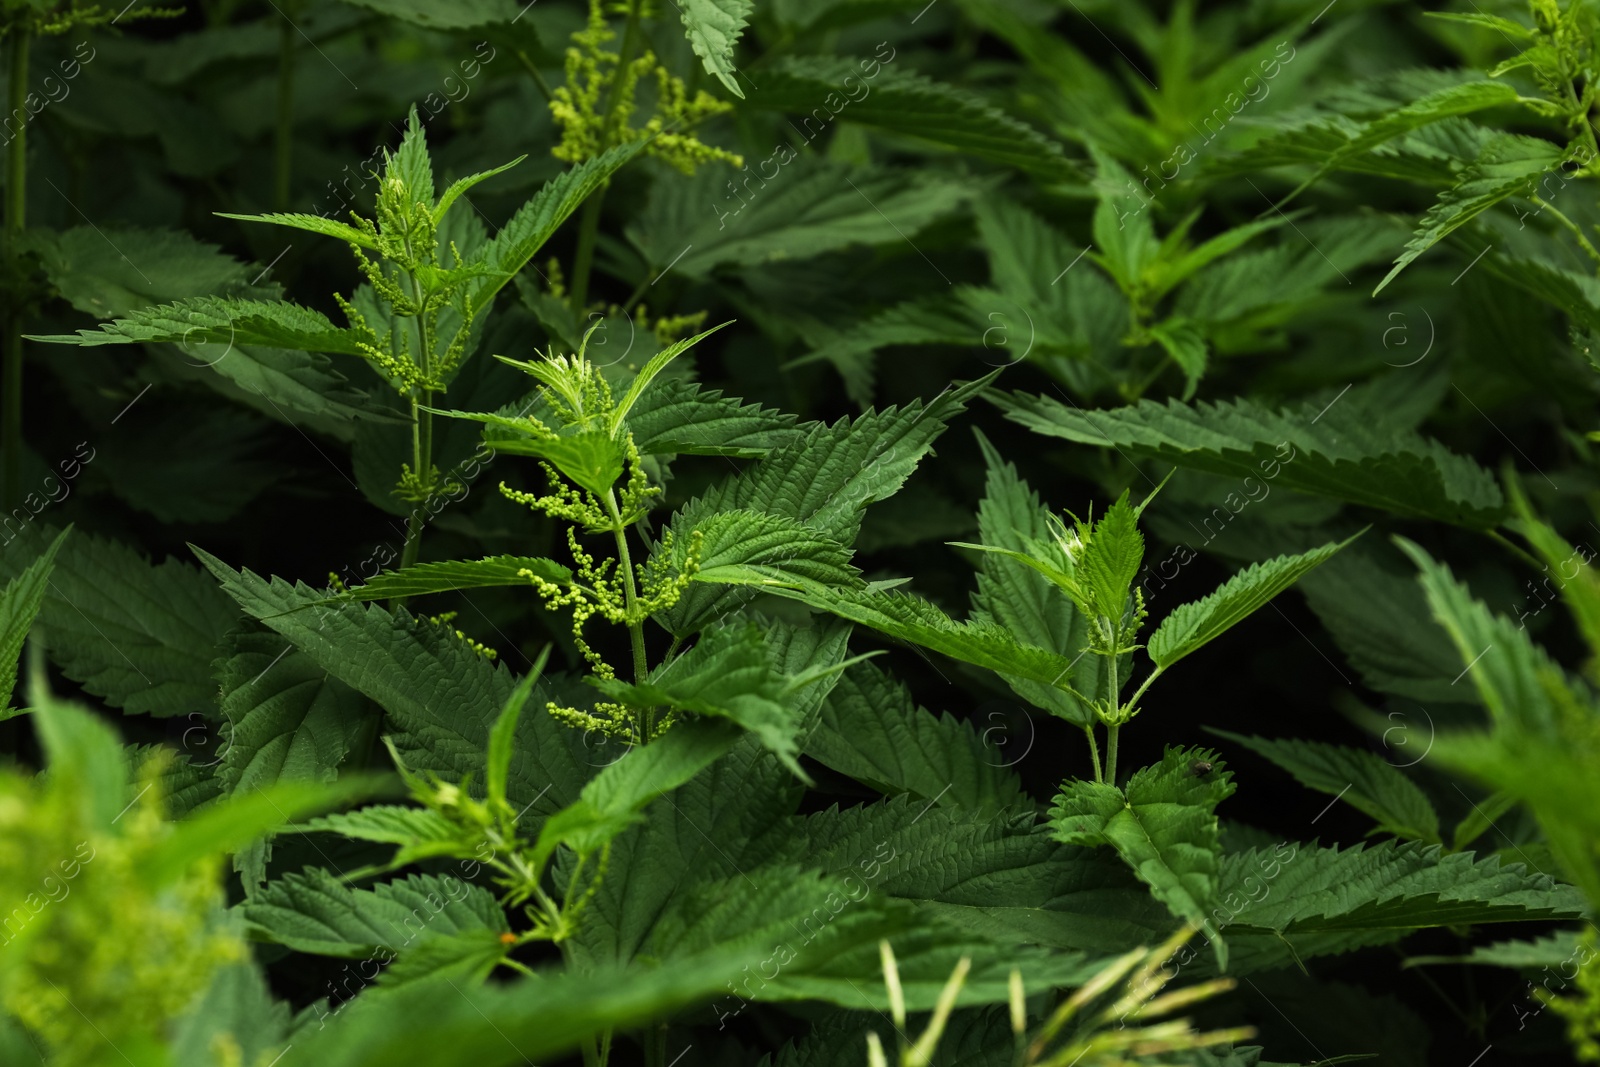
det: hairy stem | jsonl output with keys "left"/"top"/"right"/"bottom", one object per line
{"left": 397, "top": 272, "right": 435, "bottom": 583}
{"left": 1532, "top": 196, "right": 1600, "bottom": 267}
{"left": 3, "top": 27, "right": 30, "bottom": 511}
{"left": 274, "top": 5, "right": 296, "bottom": 210}
{"left": 1103, "top": 617, "right": 1121, "bottom": 785}
{"left": 1084, "top": 725, "right": 1103, "bottom": 784}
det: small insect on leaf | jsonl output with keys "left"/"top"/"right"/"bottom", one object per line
{"left": 1189, "top": 760, "right": 1214, "bottom": 778}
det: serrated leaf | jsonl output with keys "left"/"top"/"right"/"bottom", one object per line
{"left": 0, "top": 527, "right": 68, "bottom": 717}
{"left": 995, "top": 392, "right": 1504, "bottom": 527}
{"left": 806, "top": 661, "right": 1026, "bottom": 812}
{"left": 295, "top": 804, "right": 464, "bottom": 868}
{"left": 1375, "top": 133, "right": 1568, "bottom": 293}
{"left": 24, "top": 226, "right": 262, "bottom": 318}
{"left": 193, "top": 551, "right": 590, "bottom": 824}
{"left": 28, "top": 295, "right": 365, "bottom": 354}
{"left": 0, "top": 526, "right": 237, "bottom": 718}
{"left": 470, "top": 143, "right": 642, "bottom": 316}
{"left": 679, "top": 0, "right": 753, "bottom": 97}
{"left": 1212, "top": 731, "right": 1440, "bottom": 843}
{"left": 1148, "top": 537, "right": 1355, "bottom": 668}
{"left": 212, "top": 211, "right": 378, "bottom": 250}
{"left": 623, "top": 377, "right": 803, "bottom": 457}
{"left": 241, "top": 867, "right": 507, "bottom": 959}
{"left": 746, "top": 57, "right": 1075, "bottom": 178}
{"left": 343, "top": 556, "right": 572, "bottom": 603}
{"left": 1050, "top": 746, "right": 1236, "bottom": 968}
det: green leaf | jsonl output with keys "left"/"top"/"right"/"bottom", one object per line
{"left": 169, "top": 963, "right": 294, "bottom": 1067}
{"left": 1277, "top": 80, "right": 1528, "bottom": 205}
{"left": 487, "top": 648, "right": 548, "bottom": 812}
{"left": 1148, "top": 537, "right": 1356, "bottom": 669}
{"left": 1050, "top": 746, "right": 1237, "bottom": 968}
{"left": 343, "top": 556, "right": 573, "bottom": 603}
{"left": 193, "top": 552, "right": 590, "bottom": 824}
{"left": 489, "top": 429, "right": 625, "bottom": 496}
{"left": 623, "top": 377, "right": 802, "bottom": 457}
{"left": 27, "top": 295, "right": 366, "bottom": 355}
{"left": 806, "top": 661, "right": 1026, "bottom": 813}
{"left": 0, "top": 526, "right": 238, "bottom": 718}
{"left": 968, "top": 432, "right": 1101, "bottom": 724}
{"left": 336, "top": 0, "right": 521, "bottom": 27}
{"left": 470, "top": 143, "right": 643, "bottom": 316}
{"left": 1407, "top": 929, "right": 1581, "bottom": 969}
{"left": 33, "top": 685, "right": 129, "bottom": 832}
{"left": 212, "top": 212, "right": 379, "bottom": 251}
{"left": 589, "top": 623, "right": 813, "bottom": 780}
{"left": 678, "top": 0, "right": 753, "bottom": 98}
{"left": 609, "top": 323, "right": 732, "bottom": 435}
{"left": 389, "top": 106, "right": 436, "bottom": 208}
{"left": 767, "top": 580, "right": 1084, "bottom": 693}
{"left": 627, "top": 159, "right": 969, "bottom": 280}
{"left": 24, "top": 226, "right": 263, "bottom": 318}
{"left": 217, "top": 631, "right": 370, "bottom": 796}
{"left": 0, "top": 527, "right": 68, "bottom": 716}
{"left": 1148, "top": 317, "right": 1208, "bottom": 401}
{"left": 745, "top": 57, "right": 1076, "bottom": 178}
{"left": 241, "top": 867, "right": 507, "bottom": 959}
{"left": 1211, "top": 731, "right": 1440, "bottom": 844}
{"left": 294, "top": 804, "right": 465, "bottom": 869}
{"left": 995, "top": 392, "right": 1504, "bottom": 527}
{"left": 1218, "top": 840, "right": 1586, "bottom": 974}
{"left": 435, "top": 156, "right": 527, "bottom": 222}
{"left": 1375, "top": 133, "right": 1569, "bottom": 293}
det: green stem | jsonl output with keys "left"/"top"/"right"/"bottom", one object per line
{"left": 1083, "top": 725, "right": 1103, "bottom": 784}
{"left": 1123, "top": 665, "right": 1164, "bottom": 717}
{"left": 3, "top": 26, "right": 30, "bottom": 512}
{"left": 274, "top": 5, "right": 296, "bottom": 210}
{"left": 604, "top": 490, "right": 650, "bottom": 732}
{"left": 1532, "top": 195, "right": 1600, "bottom": 267}
{"left": 1105, "top": 724, "right": 1120, "bottom": 787}
{"left": 569, "top": 0, "right": 643, "bottom": 313}
{"left": 513, "top": 47, "right": 554, "bottom": 103}
{"left": 568, "top": 187, "right": 606, "bottom": 313}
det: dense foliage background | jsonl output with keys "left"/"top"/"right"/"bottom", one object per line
{"left": 1, "top": 0, "right": 1598, "bottom": 1064}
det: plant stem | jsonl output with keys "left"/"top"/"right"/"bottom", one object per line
{"left": 604, "top": 490, "right": 650, "bottom": 732}
{"left": 1532, "top": 195, "right": 1600, "bottom": 266}
{"left": 569, "top": 0, "right": 643, "bottom": 313}
{"left": 1105, "top": 724, "right": 1120, "bottom": 786}
{"left": 2, "top": 26, "right": 30, "bottom": 512}
{"left": 274, "top": 4, "right": 296, "bottom": 210}
{"left": 1083, "top": 725, "right": 1103, "bottom": 783}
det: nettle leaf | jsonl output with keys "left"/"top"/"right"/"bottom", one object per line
{"left": 624, "top": 378, "right": 802, "bottom": 458}
{"left": 211, "top": 211, "right": 377, "bottom": 251}
{"left": 168, "top": 962, "right": 294, "bottom": 1067}
{"left": 1049, "top": 746, "right": 1237, "bottom": 968}
{"left": 194, "top": 552, "right": 590, "bottom": 823}
{"left": 1218, "top": 840, "right": 1586, "bottom": 975}
{"left": 1375, "top": 132, "right": 1568, "bottom": 293}
{"left": 969, "top": 433, "right": 1101, "bottom": 724}
{"left": 771, "top": 581, "right": 1083, "bottom": 693}
{"left": 1147, "top": 537, "right": 1355, "bottom": 669}
{"left": 678, "top": 0, "right": 753, "bottom": 98}
{"left": 627, "top": 159, "right": 968, "bottom": 280}
{"left": 0, "top": 527, "right": 68, "bottom": 717}
{"left": 1408, "top": 928, "right": 1582, "bottom": 969}
{"left": 24, "top": 226, "right": 262, "bottom": 318}
{"left": 1212, "top": 731, "right": 1440, "bottom": 844}
{"left": 806, "top": 661, "right": 1027, "bottom": 813}
{"left": 470, "top": 142, "right": 643, "bottom": 316}
{"left": 342, "top": 556, "right": 573, "bottom": 603}
{"left": 295, "top": 804, "right": 464, "bottom": 869}
{"left": 217, "top": 631, "right": 371, "bottom": 797}
{"left": 746, "top": 57, "right": 1076, "bottom": 178}
{"left": 0, "top": 527, "right": 235, "bottom": 718}
{"left": 995, "top": 392, "right": 1504, "bottom": 527}
{"left": 663, "top": 376, "right": 993, "bottom": 631}
{"left": 29, "top": 295, "right": 366, "bottom": 355}
{"left": 1276, "top": 80, "right": 1529, "bottom": 204}
{"left": 590, "top": 623, "right": 816, "bottom": 779}
{"left": 489, "top": 430, "right": 626, "bottom": 496}
{"left": 241, "top": 867, "right": 508, "bottom": 973}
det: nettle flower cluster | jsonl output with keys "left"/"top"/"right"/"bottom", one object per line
{"left": 488, "top": 325, "right": 714, "bottom": 744}
{"left": 550, "top": 0, "right": 743, "bottom": 174}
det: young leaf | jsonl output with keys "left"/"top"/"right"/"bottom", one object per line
{"left": 434, "top": 156, "right": 527, "bottom": 222}
{"left": 487, "top": 647, "right": 550, "bottom": 812}
{"left": 1049, "top": 746, "right": 1237, "bottom": 968}
{"left": 342, "top": 556, "right": 574, "bottom": 603}
{"left": 678, "top": 0, "right": 753, "bottom": 98}
{"left": 1210, "top": 730, "right": 1440, "bottom": 844}
{"left": 608, "top": 322, "right": 733, "bottom": 436}
{"left": 488, "top": 430, "right": 626, "bottom": 496}
{"left": 1147, "top": 536, "right": 1357, "bottom": 669}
